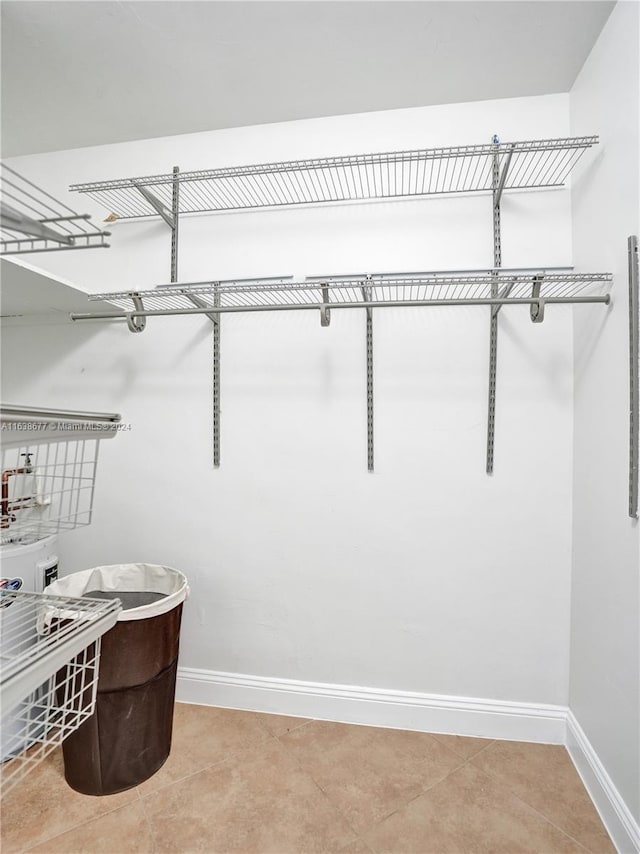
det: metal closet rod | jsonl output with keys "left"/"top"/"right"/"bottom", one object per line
{"left": 0, "top": 404, "right": 121, "bottom": 422}
{"left": 71, "top": 295, "right": 610, "bottom": 323}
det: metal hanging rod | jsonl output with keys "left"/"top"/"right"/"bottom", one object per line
{"left": 72, "top": 271, "right": 611, "bottom": 321}
{"left": 69, "top": 136, "right": 598, "bottom": 219}
{"left": 70, "top": 271, "right": 611, "bottom": 327}
{"left": 0, "top": 404, "right": 121, "bottom": 423}
{"left": 71, "top": 295, "right": 611, "bottom": 324}
{"left": 1, "top": 163, "right": 110, "bottom": 255}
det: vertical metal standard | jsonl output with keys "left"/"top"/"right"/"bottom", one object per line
{"left": 486, "top": 137, "right": 502, "bottom": 474}
{"left": 171, "top": 167, "right": 179, "bottom": 282}
{"left": 362, "top": 282, "right": 374, "bottom": 472}
{"left": 213, "top": 286, "right": 221, "bottom": 468}
{"left": 629, "top": 235, "right": 639, "bottom": 518}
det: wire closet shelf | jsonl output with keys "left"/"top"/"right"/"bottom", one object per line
{"left": 0, "top": 589, "right": 121, "bottom": 794}
{"left": 69, "top": 136, "right": 598, "bottom": 218}
{"left": 1, "top": 164, "right": 110, "bottom": 255}
{"left": 73, "top": 270, "right": 612, "bottom": 329}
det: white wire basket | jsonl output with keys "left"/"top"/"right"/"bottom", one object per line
{"left": 1, "top": 439, "right": 101, "bottom": 545}
{"left": 0, "top": 589, "right": 121, "bottom": 794}
{"left": 1, "top": 405, "right": 122, "bottom": 546}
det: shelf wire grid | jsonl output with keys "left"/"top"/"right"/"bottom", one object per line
{"left": 86, "top": 271, "right": 612, "bottom": 317}
{"left": 1, "top": 439, "right": 100, "bottom": 545}
{"left": 69, "top": 136, "right": 598, "bottom": 219}
{"left": 1, "top": 163, "right": 110, "bottom": 255}
{"left": 0, "top": 589, "right": 120, "bottom": 794}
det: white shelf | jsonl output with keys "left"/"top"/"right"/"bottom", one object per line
{"left": 69, "top": 136, "right": 598, "bottom": 219}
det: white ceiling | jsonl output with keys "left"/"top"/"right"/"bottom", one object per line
{"left": 1, "top": 1, "right": 614, "bottom": 157}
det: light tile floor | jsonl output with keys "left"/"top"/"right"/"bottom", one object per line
{"left": 1, "top": 703, "right": 615, "bottom": 854}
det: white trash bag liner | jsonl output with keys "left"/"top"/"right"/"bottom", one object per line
{"left": 41, "top": 564, "right": 189, "bottom": 629}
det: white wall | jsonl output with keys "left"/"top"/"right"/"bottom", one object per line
{"left": 2, "top": 94, "right": 577, "bottom": 706}
{"left": 570, "top": 0, "right": 640, "bottom": 825}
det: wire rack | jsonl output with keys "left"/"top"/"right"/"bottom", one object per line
{"left": 0, "top": 588, "right": 121, "bottom": 794}
{"left": 1, "top": 163, "right": 110, "bottom": 255}
{"left": 77, "top": 270, "right": 612, "bottom": 323}
{"left": 69, "top": 136, "right": 598, "bottom": 219}
{"left": 1, "top": 439, "right": 101, "bottom": 545}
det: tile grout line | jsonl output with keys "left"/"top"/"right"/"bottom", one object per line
{"left": 18, "top": 794, "right": 142, "bottom": 854}
{"left": 139, "top": 782, "right": 162, "bottom": 854}
{"left": 274, "top": 721, "right": 473, "bottom": 847}
{"left": 274, "top": 727, "right": 364, "bottom": 845}
{"left": 137, "top": 732, "right": 280, "bottom": 801}
{"left": 467, "top": 754, "right": 600, "bottom": 854}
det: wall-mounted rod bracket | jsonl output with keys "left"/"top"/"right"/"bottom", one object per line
{"left": 132, "top": 182, "right": 174, "bottom": 229}
{"left": 0, "top": 203, "right": 75, "bottom": 245}
{"left": 530, "top": 275, "right": 545, "bottom": 323}
{"left": 320, "top": 285, "right": 331, "bottom": 327}
{"left": 629, "top": 235, "right": 639, "bottom": 518}
{"left": 126, "top": 294, "right": 147, "bottom": 333}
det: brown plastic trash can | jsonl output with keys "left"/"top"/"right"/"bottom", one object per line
{"left": 45, "top": 564, "right": 189, "bottom": 795}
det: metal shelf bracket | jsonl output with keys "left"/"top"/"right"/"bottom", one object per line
{"left": 132, "top": 182, "right": 174, "bottom": 229}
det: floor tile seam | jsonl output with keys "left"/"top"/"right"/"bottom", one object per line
{"left": 356, "top": 754, "right": 471, "bottom": 840}
{"left": 17, "top": 796, "right": 140, "bottom": 854}
{"left": 139, "top": 790, "right": 163, "bottom": 853}
{"left": 270, "top": 717, "right": 315, "bottom": 737}
{"left": 273, "top": 728, "right": 469, "bottom": 841}
{"left": 456, "top": 738, "right": 497, "bottom": 762}
{"left": 359, "top": 761, "right": 594, "bottom": 854}
{"left": 272, "top": 732, "right": 364, "bottom": 843}
{"left": 138, "top": 733, "right": 282, "bottom": 798}
{"left": 466, "top": 759, "right": 598, "bottom": 853}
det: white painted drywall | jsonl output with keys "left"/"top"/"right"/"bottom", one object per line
{"left": 2, "top": 94, "right": 576, "bottom": 705}
{"left": 570, "top": 0, "right": 640, "bottom": 823}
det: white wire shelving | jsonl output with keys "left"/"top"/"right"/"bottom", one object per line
{"left": 0, "top": 589, "right": 121, "bottom": 794}
{"left": 69, "top": 136, "right": 598, "bottom": 218}
{"left": 77, "top": 269, "right": 612, "bottom": 321}
{"left": 1, "top": 406, "right": 122, "bottom": 545}
{"left": 66, "top": 134, "right": 612, "bottom": 473}
{"left": 1, "top": 164, "right": 110, "bottom": 255}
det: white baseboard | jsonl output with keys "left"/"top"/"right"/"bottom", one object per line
{"left": 176, "top": 667, "right": 567, "bottom": 744}
{"left": 567, "top": 711, "right": 640, "bottom": 854}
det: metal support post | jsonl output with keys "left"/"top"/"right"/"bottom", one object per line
{"left": 213, "top": 286, "right": 221, "bottom": 468}
{"left": 362, "top": 281, "right": 374, "bottom": 472}
{"left": 629, "top": 235, "right": 638, "bottom": 518}
{"left": 486, "top": 136, "right": 502, "bottom": 475}
{"left": 170, "top": 167, "right": 179, "bottom": 281}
